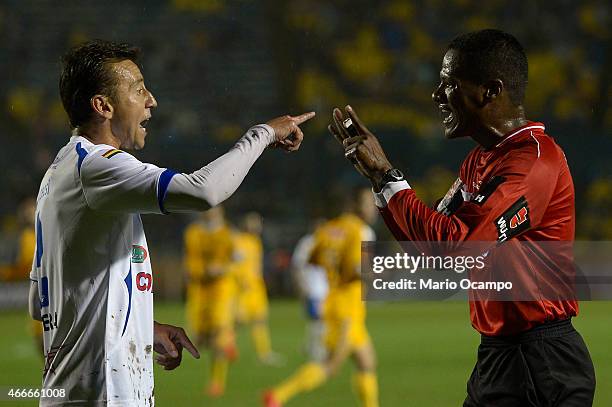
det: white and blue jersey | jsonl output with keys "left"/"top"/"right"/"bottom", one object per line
{"left": 30, "top": 125, "right": 275, "bottom": 406}
{"left": 31, "top": 135, "right": 171, "bottom": 405}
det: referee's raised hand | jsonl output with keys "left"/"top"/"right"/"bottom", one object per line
{"left": 329, "top": 105, "right": 393, "bottom": 190}
{"left": 267, "top": 112, "right": 315, "bottom": 152}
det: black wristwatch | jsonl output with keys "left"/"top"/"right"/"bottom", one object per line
{"left": 381, "top": 168, "right": 405, "bottom": 185}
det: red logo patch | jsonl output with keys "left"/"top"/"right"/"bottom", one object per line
{"left": 136, "top": 272, "right": 152, "bottom": 292}
{"left": 509, "top": 206, "right": 528, "bottom": 229}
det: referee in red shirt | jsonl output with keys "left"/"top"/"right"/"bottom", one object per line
{"left": 330, "top": 29, "right": 595, "bottom": 406}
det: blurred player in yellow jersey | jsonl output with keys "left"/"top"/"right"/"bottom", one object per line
{"left": 264, "top": 188, "right": 379, "bottom": 407}
{"left": 184, "top": 206, "right": 237, "bottom": 397}
{"left": 4, "top": 198, "right": 45, "bottom": 354}
{"left": 234, "top": 212, "right": 283, "bottom": 365}
{"left": 1, "top": 197, "right": 37, "bottom": 281}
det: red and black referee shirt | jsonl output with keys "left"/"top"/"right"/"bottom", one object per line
{"left": 373, "top": 122, "right": 577, "bottom": 336}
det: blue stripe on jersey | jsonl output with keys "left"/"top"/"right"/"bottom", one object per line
{"left": 305, "top": 298, "right": 322, "bottom": 320}
{"left": 122, "top": 265, "right": 132, "bottom": 337}
{"left": 76, "top": 142, "right": 88, "bottom": 175}
{"left": 157, "top": 169, "right": 177, "bottom": 214}
{"left": 35, "top": 214, "right": 43, "bottom": 267}
{"left": 40, "top": 276, "right": 50, "bottom": 308}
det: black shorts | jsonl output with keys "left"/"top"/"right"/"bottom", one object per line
{"left": 464, "top": 319, "right": 595, "bottom": 407}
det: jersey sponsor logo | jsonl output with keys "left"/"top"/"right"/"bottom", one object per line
{"left": 472, "top": 176, "right": 506, "bottom": 206}
{"left": 510, "top": 206, "right": 528, "bottom": 229}
{"left": 136, "top": 272, "right": 153, "bottom": 292}
{"left": 495, "top": 196, "right": 530, "bottom": 243}
{"left": 102, "top": 148, "right": 124, "bottom": 159}
{"left": 131, "top": 245, "right": 148, "bottom": 263}
{"left": 42, "top": 311, "right": 59, "bottom": 331}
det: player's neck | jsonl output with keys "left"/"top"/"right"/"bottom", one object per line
{"left": 76, "top": 123, "right": 121, "bottom": 149}
{"left": 473, "top": 107, "right": 528, "bottom": 149}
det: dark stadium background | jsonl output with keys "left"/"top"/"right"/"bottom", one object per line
{"left": 0, "top": 1, "right": 610, "bottom": 406}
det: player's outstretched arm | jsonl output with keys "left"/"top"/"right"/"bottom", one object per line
{"left": 153, "top": 321, "right": 200, "bottom": 370}
{"left": 79, "top": 112, "right": 315, "bottom": 214}
{"left": 163, "top": 111, "right": 315, "bottom": 211}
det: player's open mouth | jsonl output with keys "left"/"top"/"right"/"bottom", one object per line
{"left": 439, "top": 106, "right": 453, "bottom": 126}
{"left": 139, "top": 118, "right": 150, "bottom": 130}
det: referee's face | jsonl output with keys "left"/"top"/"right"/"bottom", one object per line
{"left": 432, "top": 50, "right": 481, "bottom": 140}
{"left": 109, "top": 60, "right": 157, "bottom": 150}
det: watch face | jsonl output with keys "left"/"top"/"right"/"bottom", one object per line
{"left": 388, "top": 169, "right": 403, "bottom": 180}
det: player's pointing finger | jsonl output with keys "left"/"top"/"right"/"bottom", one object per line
{"left": 291, "top": 111, "right": 316, "bottom": 125}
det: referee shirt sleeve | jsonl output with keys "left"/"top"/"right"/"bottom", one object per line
{"left": 376, "top": 138, "right": 559, "bottom": 243}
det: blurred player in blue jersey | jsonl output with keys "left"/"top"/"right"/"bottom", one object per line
{"left": 291, "top": 220, "right": 328, "bottom": 362}
{"left": 265, "top": 189, "right": 378, "bottom": 407}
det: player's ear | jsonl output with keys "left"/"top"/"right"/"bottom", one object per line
{"left": 483, "top": 79, "right": 503, "bottom": 103}
{"left": 90, "top": 94, "right": 114, "bottom": 120}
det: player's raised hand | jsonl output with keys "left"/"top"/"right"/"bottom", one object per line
{"left": 153, "top": 322, "right": 200, "bottom": 370}
{"left": 329, "top": 106, "right": 393, "bottom": 189}
{"left": 266, "top": 112, "right": 315, "bottom": 152}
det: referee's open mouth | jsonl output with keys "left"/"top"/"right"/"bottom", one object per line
{"left": 438, "top": 104, "right": 465, "bottom": 139}
{"left": 439, "top": 105, "right": 454, "bottom": 126}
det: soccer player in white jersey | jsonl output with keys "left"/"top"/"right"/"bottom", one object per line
{"left": 290, "top": 224, "right": 328, "bottom": 362}
{"left": 27, "top": 40, "right": 315, "bottom": 406}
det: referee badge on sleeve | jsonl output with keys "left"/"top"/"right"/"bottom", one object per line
{"left": 495, "top": 196, "right": 530, "bottom": 243}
